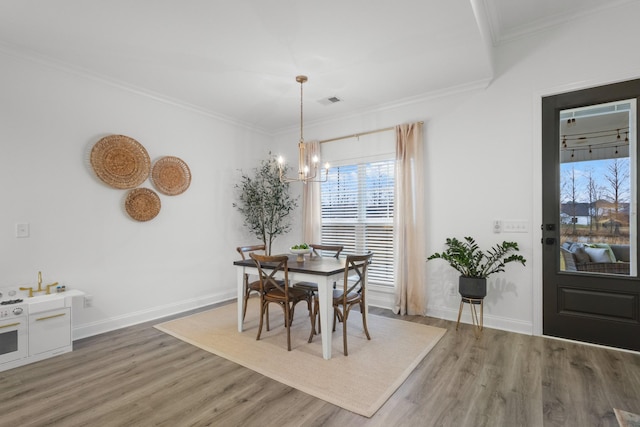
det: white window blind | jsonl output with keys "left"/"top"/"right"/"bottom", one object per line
{"left": 320, "top": 160, "right": 395, "bottom": 287}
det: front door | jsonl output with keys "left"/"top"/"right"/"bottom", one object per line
{"left": 542, "top": 79, "right": 640, "bottom": 351}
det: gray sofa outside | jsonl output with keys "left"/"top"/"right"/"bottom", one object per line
{"left": 561, "top": 241, "right": 630, "bottom": 274}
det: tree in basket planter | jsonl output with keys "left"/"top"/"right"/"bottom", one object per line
{"left": 233, "top": 154, "right": 298, "bottom": 255}
{"left": 427, "top": 236, "right": 526, "bottom": 299}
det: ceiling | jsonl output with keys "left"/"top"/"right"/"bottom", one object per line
{"left": 0, "top": 0, "right": 631, "bottom": 134}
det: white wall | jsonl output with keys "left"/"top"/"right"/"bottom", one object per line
{"left": 0, "top": 48, "right": 271, "bottom": 338}
{"left": 276, "top": 1, "right": 640, "bottom": 334}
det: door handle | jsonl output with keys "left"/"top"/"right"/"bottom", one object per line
{"left": 545, "top": 237, "right": 556, "bottom": 245}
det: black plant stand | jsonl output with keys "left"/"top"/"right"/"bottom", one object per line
{"left": 456, "top": 296, "right": 484, "bottom": 337}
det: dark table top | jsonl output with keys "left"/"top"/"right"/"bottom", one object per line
{"left": 233, "top": 254, "right": 348, "bottom": 276}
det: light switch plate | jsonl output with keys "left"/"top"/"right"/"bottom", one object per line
{"left": 16, "top": 223, "right": 29, "bottom": 238}
{"left": 503, "top": 220, "right": 528, "bottom": 233}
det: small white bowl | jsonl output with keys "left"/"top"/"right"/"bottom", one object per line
{"left": 290, "top": 247, "right": 312, "bottom": 261}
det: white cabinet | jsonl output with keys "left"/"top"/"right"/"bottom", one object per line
{"left": 28, "top": 307, "right": 71, "bottom": 356}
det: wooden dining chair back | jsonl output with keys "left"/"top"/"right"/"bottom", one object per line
{"left": 310, "top": 244, "right": 344, "bottom": 259}
{"left": 236, "top": 244, "right": 266, "bottom": 323}
{"left": 309, "top": 251, "right": 373, "bottom": 356}
{"left": 294, "top": 243, "right": 344, "bottom": 294}
{"left": 250, "top": 253, "right": 313, "bottom": 351}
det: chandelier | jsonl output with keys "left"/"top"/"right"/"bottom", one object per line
{"left": 277, "top": 75, "right": 329, "bottom": 183}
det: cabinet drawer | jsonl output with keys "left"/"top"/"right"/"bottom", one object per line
{"left": 29, "top": 308, "right": 71, "bottom": 356}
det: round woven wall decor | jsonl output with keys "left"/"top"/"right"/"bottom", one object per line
{"left": 151, "top": 156, "right": 191, "bottom": 196}
{"left": 124, "top": 188, "right": 161, "bottom": 221}
{"left": 90, "top": 135, "right": 151, "bottom": 189}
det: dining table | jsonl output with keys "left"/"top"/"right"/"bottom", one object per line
{"left": 233, "top": 253, "right": 364, "bottom": 360}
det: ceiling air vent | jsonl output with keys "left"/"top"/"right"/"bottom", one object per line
{"left": 317, "top": 96, "right": 343, "bottom": 106}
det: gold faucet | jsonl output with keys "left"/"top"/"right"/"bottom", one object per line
{"left": 19, "top": 271, "right": 50, "bottom": 297}
{"left": 19, "top": 285, "right": 34, "bottom": 297}
{"left": 46, "top": 282, "right": 59, "bottom": 295}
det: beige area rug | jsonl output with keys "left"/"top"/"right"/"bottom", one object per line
{"left": 155, "top": 299, "right": 446, "bottom": 417}
{"left": 615, "top": 408, "right": 640, "bottom": 427}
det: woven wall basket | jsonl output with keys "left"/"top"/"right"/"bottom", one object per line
{"left": 151, "top": 156, "right": 191, "bottom": 196}
{"left": 125, "top": 188, "right": 161, "bottom": 221}
{"left": 90, "top": 135, "right": 151, "bottom": 189}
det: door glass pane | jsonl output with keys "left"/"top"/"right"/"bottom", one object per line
{"left": 559, "top": 99, "right": 637, "bottom": 276}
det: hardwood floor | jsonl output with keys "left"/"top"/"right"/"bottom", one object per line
{"left": 2, "top": 302, "right": 639, "bottom": 427}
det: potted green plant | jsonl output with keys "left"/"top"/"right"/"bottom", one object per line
{"left": 427, "top": 236, "right": 526, "bottom": 298}
{"left": 233, "top": 154, "right": 298, "bottom": 255}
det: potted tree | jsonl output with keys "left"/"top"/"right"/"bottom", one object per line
{"left": 233, "top": 154, "right": 298, "bottom": 255}
{"left": 427, "top": 236, "right": 526, "bottom": 298}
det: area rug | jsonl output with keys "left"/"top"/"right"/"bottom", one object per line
{"left": 154, "top": 299, "right": 446, "bottom": 417}
{"left": 615, "top": 408, "right": 640, "bottom": 427}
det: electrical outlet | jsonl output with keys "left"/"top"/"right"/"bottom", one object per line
{"left": 448, "top": 284, "right": 457, "bottom": 297}
{"left": 84, "top": 295, "right": 93, "bottom": 308}
{"left": 493, "top": 220, "right": 502, "bottom": 233}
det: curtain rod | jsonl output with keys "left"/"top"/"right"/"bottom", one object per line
{"left": 319, "top": 121, "right": 424, "bottom": 144}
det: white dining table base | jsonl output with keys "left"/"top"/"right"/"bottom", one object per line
{"left": 236, "top": 266, "right": 340, "bottom": 360}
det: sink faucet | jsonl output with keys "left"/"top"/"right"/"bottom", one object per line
{"left": 45, "top": 282, "right": 59, "bottom": 295}
{"left": 19, "top": 271, "right": 50, "bottom": 297}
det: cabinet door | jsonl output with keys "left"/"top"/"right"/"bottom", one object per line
{"left": 29, "top": 308, "right": 71, "bottom": 356}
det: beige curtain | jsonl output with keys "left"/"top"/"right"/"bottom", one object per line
{"left": 394, "top": 122, "right": 426, "bottom": 315}
{"left": 302, "top": 140, "right": 322, "bottom": 244}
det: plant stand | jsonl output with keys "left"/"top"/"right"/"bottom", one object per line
{"left": 456, "top": 296, "right": 483, "bottom": 337}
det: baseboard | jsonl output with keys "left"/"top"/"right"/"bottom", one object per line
{"left": 426, "top": 304, "right": 533, "bottom": 335}
{"left": 367, "top": 290, "right": 534, "bottom": 336}
{"left": 72, "top": 289, "right": 533, "bottom": 341}
{"left": 72, "top": 290, "right": 236, "bottom": 340}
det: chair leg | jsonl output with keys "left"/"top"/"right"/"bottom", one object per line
{"left": 332, "top": 309, "right": 336, "bottom": 332}
{"left": 306, "top": 292, "right": 313, "bottom": 316}
{"left": 256, "top": 300, "right": 266, "bottom": 341}
{"left": 342, "top": 308, "right": 349, "bottom": 356}
{"left": 285, "top": 304, "right": 291, "bottom": 351}
{"left": 242, "top": 293, "right": 249, "bottom": 322}
{"left": 360, "top": 301, "right": 371, "bottom": 340}
{"left": 289, "top": 303, "right": 295, "bottom": 326}
{"left": 308, "top": 299, "right": 318, "bottom": 343}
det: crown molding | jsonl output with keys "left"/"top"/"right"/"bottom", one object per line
{"left": 0, "top": 41, "right": 272, "bottom": 136}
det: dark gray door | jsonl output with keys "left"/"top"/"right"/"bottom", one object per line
{"left": 542, "top": 79, "right": 640, "bottom": 351}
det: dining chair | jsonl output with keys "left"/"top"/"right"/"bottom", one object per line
{"left": 236, "top": 244, "right": 266, "bottom": 324}
{"left": 250, "top": 253, "right": 314, "bottom": 351}
{"left": 293, "top": 244, "right": 343, "bottom": 296}
{"left": 293, "top": 244, "right": 344, "bottom": 331}
{"left": 308, "top": 251, "right": 373, "bottom": 356}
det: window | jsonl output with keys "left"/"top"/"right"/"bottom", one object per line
{"left": 320, "top": 160, "right": 395, "bottom": 287}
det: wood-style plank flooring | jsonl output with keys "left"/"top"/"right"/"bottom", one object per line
{"left": 1, "top": 301, "right": 639, "bottom": 427}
